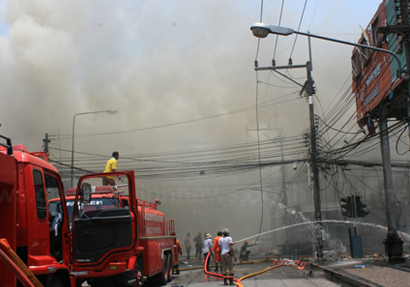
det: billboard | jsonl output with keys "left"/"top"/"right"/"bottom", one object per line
{"left": 352, "top": 0, "right": 406, "bottom": 125}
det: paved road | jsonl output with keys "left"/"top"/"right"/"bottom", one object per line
{"left": 170, "top": 261, "right": 348, "bottom": 287}
{"left": 313, "top": 259, "right": 410, "bottom": 287}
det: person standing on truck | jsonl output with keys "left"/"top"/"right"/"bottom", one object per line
{"left": 203, "top": 233, "right": 213, "bottom": 271}
{"left": 212, "top": 231, "right": 223, "bottom": 271}
{"left": 103, "top": 151, "right": 120, "bottom": 186}
{"left": 193, "top": 232, "right": 202, "bottom": 259}
{"left": 185, "top": 232, "right": 191, "bottom": 260}
{"left": 219, "top": 228, "right": 237, "bottom": 285}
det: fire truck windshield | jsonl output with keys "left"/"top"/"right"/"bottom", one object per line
{"left": 49, "top": 198, "right": 120, "bottom": 224}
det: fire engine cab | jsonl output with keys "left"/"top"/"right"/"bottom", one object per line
{"left": 53, "top": 179, "right": 179, "bottom": 287}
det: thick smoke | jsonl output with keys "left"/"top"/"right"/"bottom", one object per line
{"left": 0, "top": 1, "right": 383, "bottom": 250}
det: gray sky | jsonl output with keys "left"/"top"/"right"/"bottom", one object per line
{"left": 0, "top": 0, "right": 381, "bottom": 151}
{"left": 0, "top": 1, "right": 384, "bottom": 241}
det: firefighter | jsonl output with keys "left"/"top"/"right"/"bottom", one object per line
{"left": 239, "top": 240, "right": 257, "bottom": 262}
{"left": 193, "top": 232, "right": 202, "bottom": 259}
{"left": 174, "top": 237, "right": 183, "bottom": 274}
{"left": 218, "top": 228, "right": 237, "bottom": 285}
{"left": 185, "top": 232, "right": 191, "bottom": 260}
{"left": 203, "top": 233, "right": 213, "bottom": 271}
{"left": 212, "top": 231, "right": 223, "bottom": 271}
{"left": 176, "top": 238, "right": 183, "bottom": 256}
{"left": 103, "top": 151, "right": 120, "bottom": 186}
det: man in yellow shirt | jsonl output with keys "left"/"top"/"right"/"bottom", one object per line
{"left": 103, "top": 151, "right": 120, "bottom": 186}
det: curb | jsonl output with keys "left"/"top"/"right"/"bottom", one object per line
{"left": 310, "top": 262, "right": 383, "bottom": 287}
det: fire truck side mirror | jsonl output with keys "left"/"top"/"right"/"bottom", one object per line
{"left": 81, "top": 183, "right": 92, "bottom": 204}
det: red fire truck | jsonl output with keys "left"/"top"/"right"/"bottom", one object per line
{"left": 0, "top": 135, "right": 73, "bottom": 287}
{"left": 51, "top": 184, "right": 179, "bottom": 287}
{"left": 0, "top": 134, "right": 179, "bottom": 287}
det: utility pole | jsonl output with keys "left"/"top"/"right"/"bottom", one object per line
{"left": 380, "top": 107, "right": 404, "bottom": 262}
{"left": 280, "top": 141, "right": 288, "bottom": 207}
{"left": 43, "top": 133, "right": 50, "bottom": 153}
{"left": 305, "top": 61, "right": 323, "bottom": 260}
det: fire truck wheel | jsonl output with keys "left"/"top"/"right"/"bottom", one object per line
{"left": 75, "top": 279, "right": 84, "bottom": 287}
{"left": 166, "top": 253, "right": 173, "bottom": 282}
{"left": 149, "top": 255, "right": 167, "bottom": 286}
{"left": 135, "top": 262, "right": 143, "bottom": 287}
{"left": 158, "top": 255, "right": 167, "bottom": 285}
{"left": 47, "top": 274, "right": 64, "bottom": 287}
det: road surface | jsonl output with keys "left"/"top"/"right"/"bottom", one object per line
{"left": 170, "top": 260, "right": 350, "bottom": 287}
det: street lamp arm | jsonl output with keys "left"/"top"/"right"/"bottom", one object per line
{"left": 293, "top": 30, "right": 403, "bottom": 77}
{"left": 251, "top": 23, "right": 403, "bottom": 78}
{"left": 74, "top": 109, "right": 118, "bottom": 118}
{"left": 70, "top": 109, "right": 118, "bottom": 187}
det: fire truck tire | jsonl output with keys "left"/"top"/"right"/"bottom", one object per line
{"left": 135, "top": 261, "right": 143, "bottom": 287}
{"left": 47, "top": 274, "right": 64, "bottom": 287}
{"left": 158, "top": 255, "right": 167, "bottom": 285}
{"left": 75, "top": 279, "right": 84, "bottom": 287}
{"left": 166, "top": 253, "right": 173, "bottom": 282}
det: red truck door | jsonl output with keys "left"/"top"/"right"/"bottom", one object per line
{"left": 71, "top": 171, "right": 136, "bottom": 265}
{"left": 0, "top": 149, "right": 17, "bottom": 286}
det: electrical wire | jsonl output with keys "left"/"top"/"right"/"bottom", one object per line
{"left": 272, "top": 0, "right": 286, "bottom": 63}
{"left": 288, "top": 0, "right": 309, "bottom": 61}
{"left": 255, "top": 70, "right": 265, "bottom": 244}
{"left": 395, "top": 124, "right": 409, "bottom": 155}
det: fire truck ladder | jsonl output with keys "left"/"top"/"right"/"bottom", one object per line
{"left": 166, "top": 219, "right": 176, "bottom": 236}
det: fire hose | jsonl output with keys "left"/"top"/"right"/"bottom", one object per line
{"left": 180, "top": 254, "right": 307, "bottom": 286}
{"left": 179, "top": 259, "right": 268, "bottom": 271}
{"left": 203, "top": 252, "right": 284, "bottom": 286}
{"left": 271, "top": 259, "right": 307, "bottom": 270}
{"left": 203, "top": 252, "right": 243, "bottom": 286}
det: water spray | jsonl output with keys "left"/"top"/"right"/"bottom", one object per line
{"left": 235, "top": 219, "right": 410, "bottom": 243}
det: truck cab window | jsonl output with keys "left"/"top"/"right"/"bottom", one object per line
{"left": 45, "top": 173, "right": 64, "bottom": 224}
{"left": 45, "top": 173, "right": 62, "bottom": 201}
{"left": 33, "top": 169, "right": 47, "bottom": 219}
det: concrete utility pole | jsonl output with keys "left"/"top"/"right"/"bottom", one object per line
{"left": 280, "top": 142, "right": 288, "bottom": 207}
{"left": 43, "top": 133, "right": 50, "bottom": 153}
{"left": 305, "top": 61, "right": 323, "bottom": 260}
{"left": 379, "top": 107, "right": 403, "bottom": 262}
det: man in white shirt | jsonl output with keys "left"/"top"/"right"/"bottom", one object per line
{"left": 218, "top": 228, "right": 237, "bottom": 285}
{"left": 203, "top": 233, "right": 213, "bottom": 270}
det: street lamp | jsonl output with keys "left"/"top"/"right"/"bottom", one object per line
{"left": 251, "top": 23, "right": 403, "bottom": 77}
{"left": 250, "top": 23, "right": 405, "bottom": 262}
{"left": 70, "top": 109, "right": 118, "bottom": 188}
